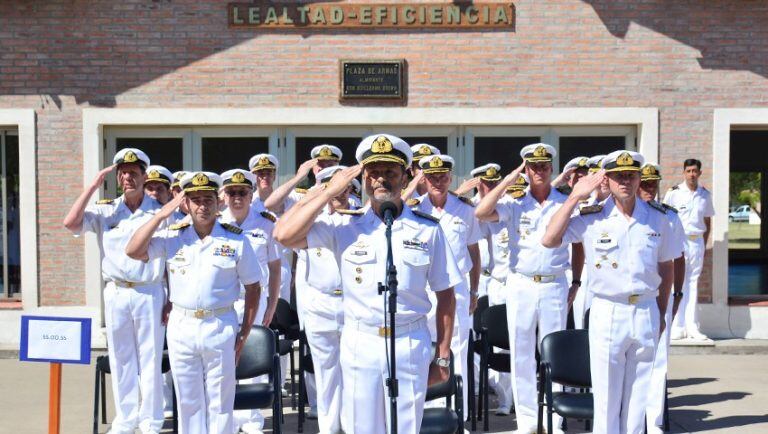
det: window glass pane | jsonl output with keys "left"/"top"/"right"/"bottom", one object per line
{"left": 473, "top": 136, "right": 540, "bottom": 173}
{"left": 295, "top": 137, "right": 363, "bottom": 188}
{"left": 729, "top": 172, "right": 761, "bottom": 251}
{"left": 558, "top": 136, "right": 625, "bottom": 172}
{"left": 202, "top": 137, "right": 269, "bottom": 174}
{"left": 1, "top": 134, "right": 20, "bottom": 298}
{"left": 116, "top": 138, "right": 184, "bottom": 172}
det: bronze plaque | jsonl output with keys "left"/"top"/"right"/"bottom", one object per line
{"left": 228, "top": 2, "right": 515, "bottom": 30}
{"left": 340, "top": 60, "right": 404, "bottom": 100}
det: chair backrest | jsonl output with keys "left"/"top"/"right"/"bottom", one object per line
{"left": 269, "top": 298, "right": 299, "bottom": 334}
{"left": 472, "top": 295, "right": 489, "bottom": 333}
{"left": 236, "top": 326, "right": 277, "bottom": 380}
{"left": 539, "top": 329, "right": 591, "bottom": 387}
{"left": 425, "top": 346, "right": 456, "bottom": 402}
{"left": 481, "top": 304, "right": 509, "bottom": 350}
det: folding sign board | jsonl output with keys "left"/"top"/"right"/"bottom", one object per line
{"left": 19, "top": 316, "right": 91, "bottom": 364}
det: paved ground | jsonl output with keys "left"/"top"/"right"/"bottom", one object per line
{"left": 0, "top": 353, "right": 766, "bottom": 433}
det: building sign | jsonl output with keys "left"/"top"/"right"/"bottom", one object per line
{"left": 228, "top": 2, "right": 515, "bottom": 29}
{"left": 340, "top": 60, "right": 404, "bottom": 100}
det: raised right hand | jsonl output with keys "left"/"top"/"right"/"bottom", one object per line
{"left": 91, "top": 164, "right": 117, "bottom": 188}
{"left": 325, "top": 165, "right": 362, "bottom": 199}
{"left": 571, "top": 170, "right": 605, "bottom": 201}
{"left": 296, "top": 158, "right": 318, "bottom": 179}
{"left": 158, "top": 191, "right": 185, "bottom": 219}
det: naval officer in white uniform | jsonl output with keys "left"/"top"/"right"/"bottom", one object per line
{"left": 274, "top": 134, "right": 462, "bottom": 434}
{"left": 64, "top": 148, "right": 166, "bottom": 434}
{"left": 126, "top": 171, "right": 263, "bottom": 434}
{"left": 542, "top": 150, "right": 677, "bottom": 434}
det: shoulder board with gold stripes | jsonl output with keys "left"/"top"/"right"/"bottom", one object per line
{"left": 412, "top": 210, "right": 440, "bottom": 223}
{"left": 405, "top": 198, "right": 420, "bottom": 207}
{"left": 96, "top": 198, "right": 114, "bottom": 205}
{"left": 294, "top": 188, "right": 308, "bottom": 194}
{"left": 669, "top": 185, "right": 679, "bottom": 191}
{"left": 556, "top": 185, "right": 572, "bottom": 195}
{"left": 579, "top": 205, "right": 603, "bottom": 215}
{"left": 647, "top": 200, "right": 667, "bottom": 214}
{"left": 336, "top": 209, "right": 364, "bottom": 216}
{"left": 662, "top": 203, "right": 678, "bottom": 213}
{"left": 220, "top": 222, "right": 243, "bottom": 234}
{"left": 449, "top": 191, "right": 475, "bottom": 207}
{"left": 260, "top": 211, "right": 276, "bottom": 222}
{"left": 169, "top": 222, "right": 190, "bottom": 231}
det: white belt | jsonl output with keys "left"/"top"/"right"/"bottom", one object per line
{"left": 513, "top": 271, "right": 562, "bottom": 284}
{"left": 174, "top": 305, "right": 234, "bottom": 319}
{"left": 348, "top": 317, "right": 427, "bottom": 338}
{"left": 593, "top": 291, "right": 658, "bottom": 305}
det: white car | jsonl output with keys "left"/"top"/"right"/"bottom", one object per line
{"left": 729, "top": 204, "right": 752, "bottom": 222}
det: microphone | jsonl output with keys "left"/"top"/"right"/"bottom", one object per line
{"left": 380, "top": 201, "right": 398, "bottom": 226}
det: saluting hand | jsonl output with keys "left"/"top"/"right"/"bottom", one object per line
{"left": 91, "top": 164, "right": 117, "bottom": 189}
{"left": 570, "top": 170, "right": 605, "bottom": 201}
{"left": 296, "top": 158, "right": 318, "bottom": 179}
{"left": 455, "top": 177, "right": 481, "bottom": 196}
{"left": 325, "top": 164, "right": 362, "bottom": 199}
{"left": 157, "top": 191, "right": 185, "bottom": 220}
{"left": 502, "top": 161, "right": 526, "bottom": 186}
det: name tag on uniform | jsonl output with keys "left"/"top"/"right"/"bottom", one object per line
{"left": 647, "top": 232, "right": 661, "bottom": 238}
{"left": 520, "top": 217, "right": 531, "bottom": 226}
{"left": 403, "top": 238, "right": 428, "bottom": 251}
{"left": 213, "top": 244, "right": 235, "bottom": 257}
{"left": 594, "top": 233, "right": 616, "bottom": 250}
{"left": 249, "top": 231, "right": 265, "bottom": 239}
{"left": 172, "top": 250, "right": 186, "bottom": 262}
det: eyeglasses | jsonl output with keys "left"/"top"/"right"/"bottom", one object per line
{"left": 225, "top": 189, "right": 250, "bottom": 197}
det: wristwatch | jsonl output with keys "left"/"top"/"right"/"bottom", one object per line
{"left": 434, "top": 357, "right": 450, "bottom": 368}
{"left": 571, "top": 279, "right": 582, "bottom": 287}
{"left": 673, "top": 291, "right": 683, "bottom": 298}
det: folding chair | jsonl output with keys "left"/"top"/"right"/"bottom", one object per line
{"left": 234, "top": 325, "right": 283, "bottom": 434}
{"left": 537, "top": 329, "right": 593, "bottom": 434}
{"left": 479, "top": 304, "right": 512, "bottom": 432}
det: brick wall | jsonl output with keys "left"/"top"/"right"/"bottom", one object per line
{"left": 2, "top": 0, "right": 767, "bottom": 305}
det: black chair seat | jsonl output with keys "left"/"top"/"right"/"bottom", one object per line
{"left": 234, "top": 381, "right": 275, "bottom": 411}
{"left": 420, "top": 407, "right": 460, "bottom": 434}
{"left": 487, "top": 352, "right": 510, "bottom": 372}
{"left": 277, "top": 339, "right": 293, "bottom": 356}
{"left": 472, "top": 339, "right": 483, "bottom": 354}
{"left": 551, "top": 392, "right": 593, "bottom": 420}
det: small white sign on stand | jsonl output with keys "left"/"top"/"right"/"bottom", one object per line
{"left": 19, "top": 316, "right": 92, "bottom": 434}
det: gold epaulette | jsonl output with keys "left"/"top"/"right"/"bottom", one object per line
{"left": 647, "top": 200, "right": 667, "bottom": 214}
{"left": 412, "top": 210, "right": 440, "bottom": 223}
{"left": 260, "top": 211, "right": 276, "bottom": 223}
{"left": 579, "top": 205, "right": 603, "bottom": 215}
{"left": 449, "top": 191, "right": 475, "bottom": 207}
{"left": 169, "top": 222, "right": 190, "bottom": 231}
{"left": 336, "top": 209, "right": 364, "bottom": 216}
{"left": 96, "top": 198, "right": 114, "bottom": 205}
{"left": 405, "top": 198, "right": 420, "bottom": 207}
{"left": 220, "top": 222, "right": 243, "bottom": 234}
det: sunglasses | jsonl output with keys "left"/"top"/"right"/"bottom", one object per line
{"left": 225, "top": 189, "right": 250, "bottom": 197}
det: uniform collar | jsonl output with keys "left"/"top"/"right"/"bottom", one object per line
{"left": 605, "top": 196, "right": 647, "bottom": 223}
{"left": 361, "top": 202, "right": 420, "bottom": 230}
{"left": 117, "top": 193, "right": 156, "bottom": 215}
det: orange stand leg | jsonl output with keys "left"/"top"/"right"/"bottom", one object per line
{"left": 49, "top": 362, "right": 62, "bottom": 434}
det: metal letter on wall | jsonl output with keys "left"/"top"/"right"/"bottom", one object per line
{"left": 228, "top": 2, "right": 515, "bottom": 30}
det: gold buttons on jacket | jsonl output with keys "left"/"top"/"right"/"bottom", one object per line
{"left": 355, "top": 276, "right": 362, "bottom": 283}
{"left": 356, "top": 267, "right": 363, "bottom": 274}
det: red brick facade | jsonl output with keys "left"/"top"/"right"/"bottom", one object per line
{"left": 2, "top": 1, "right": 767, "bottom": 305}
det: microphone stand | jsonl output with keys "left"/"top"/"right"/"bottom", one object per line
{"left": 378, "top": 207, "right": 399, "bottom": 434}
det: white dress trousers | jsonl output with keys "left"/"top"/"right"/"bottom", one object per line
{"left": 672, "top": 236, "right": 704, "bottom": 335}
{"left": 103, "top": 281, "right": 166, "bottom": 434}
{"left": 590, "top": 295, "right": 659, "bottom": 434}
{"left": 166, "top": 308, "right": 239, "bottom": 434}
{"left": 505, "top": 272, "right": 568, "bottom": 432}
